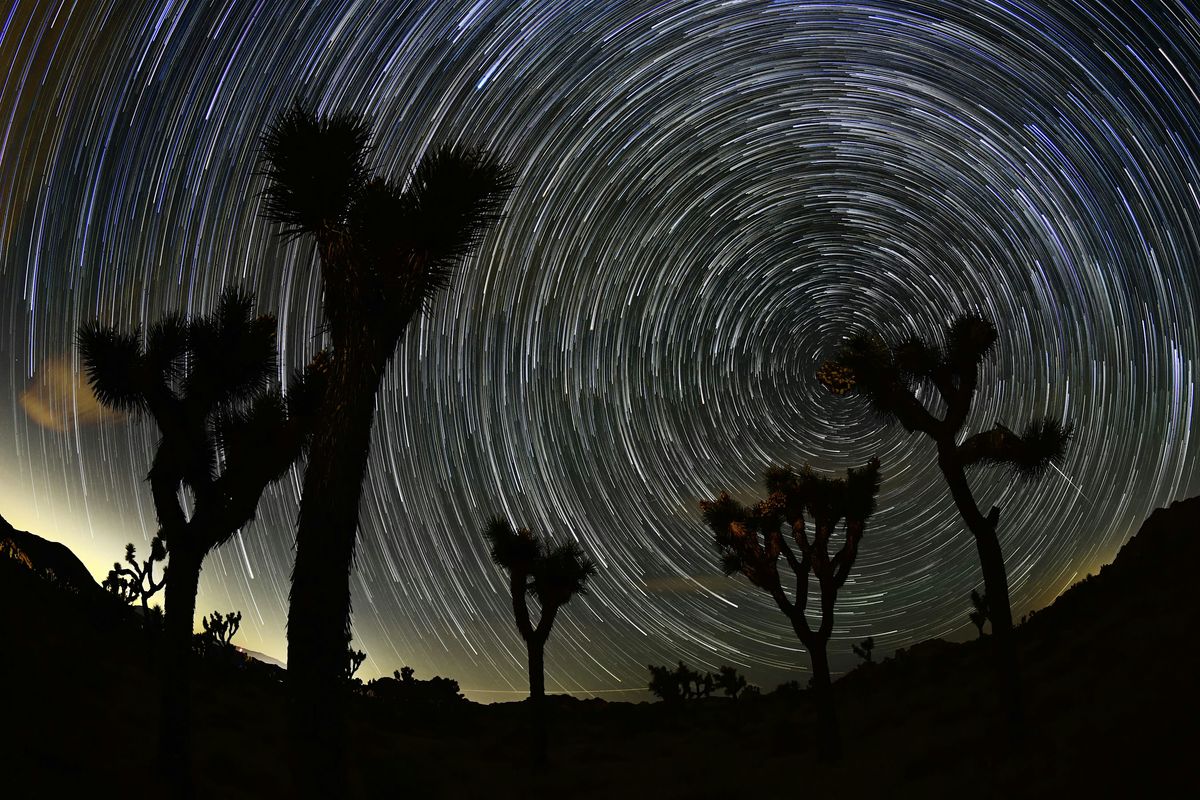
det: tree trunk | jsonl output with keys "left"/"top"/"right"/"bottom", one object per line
{"left": 527, "top": 638, "right": 546, "bottom": 700}
{"left": 287, "top": 357, "right": 383, "bottom": 800}
{"left": 527, "top": 638, "right": 548, "bottom": 765}
{"left": 938, "top": 447, "right": 1024, "bottom": 731}
{"left": 973, "top": 523, "right": 1022, "bottom": 728}
{"left": 159, "top": 543, "right": 201, "bottom": 800}
{"left": 807, "top": 636, "right": 841, "bottom": 763}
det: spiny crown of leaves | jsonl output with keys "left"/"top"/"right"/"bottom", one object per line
{"left": 703, "top": 459, "right": 881, "bottom": 578}
{"left": 184, "top": 287, "right": 277, "bottom": 410}
{"left": 390, "top": 142, "right": 516, "bottom": 269}
{"left": 700, "top": 492, "right": 781, "bottom": 578}
{"left": 79, "top": 287, "right": 277, "bottom": 419}
{"left": 350, "top": 144, "right": 516, "bottom": 327}
{"left": 260, "top": 102, "right": 516, "bottom": 330}
{"left": 483, "top": 516, "right": 541, "bottom": 572}
{"left": 762, "top": 459, "right": 881, "bottom": 525}
{"left": 986, "top": 417, "right": 1075, "bottom": 480}
{"left": 818, "top": 313, "right": 997, "bottom": 410}
{"left": 817, "top": 332, "right": 907, "bottom": 419}
{"left": 258, "top": 99, "right": 373, "bottom": 238}
{"left": 944, "top": 313, "right": 997, "bottom": 369}
{"left": 483, "top": 517, "right": 596, "bottom": 604}
{"left": 77, "top": 316, "right": 186, "bottom": 414}
{"left": 213, "top": 352, "right": 329, "bottom": 485}
{"left": 530, "top": 541, "right": 596, "bottom": 606}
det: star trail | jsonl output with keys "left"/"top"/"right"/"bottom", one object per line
{"left": 2, "top": 0, "right": 1198, "bottom": 700}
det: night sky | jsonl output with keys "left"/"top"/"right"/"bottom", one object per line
{"left": 2, "top": 0, "right": 1198, "bottom": 701}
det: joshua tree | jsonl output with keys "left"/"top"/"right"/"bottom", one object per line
{"left": 715, "top": 665, "right": 749, "bottom": 699}
{"left": 648, "top": 663, "right": 684, "bottom": 704}
{"left": 345, "top": 647, "right": 366, "bottom": 681}
{"left": 852, "top": 636, "right": 875, "bottom": 664}
{"left": 200, "top": 610, "right": 242, "bottom": 647}
{"left": 102, "top": 538, "right": 167, "bottom": 610}
{"left": 969, "top": 590, "right": 990, "bottom": 638}
{"left": 483, "top": 516, "right": 595, "bottom": 762}
{"left": 701, "top": 458, "right": 881, "bottom": 762}
{"left": 258, "top": 101, "right": 513, "bottom": 795}
{"left": 483, "top": 517, "right": 596, "bottom": 699}
{"left": 817, "top": 313, "right": 1072, "bottom": 729}
{"left": 647, "top": 661, "right": 731, "bottom": 701}
{"left": 78, "top": 288, "right": 323, "bottom": 796}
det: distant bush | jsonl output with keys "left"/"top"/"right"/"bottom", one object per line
{"left": 366, "top": 665, "right": 464, "bottom": 707}
{"left": 770, "top": 680, "right": 805, "bottom": 699}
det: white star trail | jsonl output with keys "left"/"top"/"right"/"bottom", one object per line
{"left": 1, "top": 0, "right": 1197, "bottom": 699}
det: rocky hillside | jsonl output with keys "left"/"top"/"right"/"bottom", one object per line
{"left": 1, "top": 497, "right": 1196, "bottom": 798}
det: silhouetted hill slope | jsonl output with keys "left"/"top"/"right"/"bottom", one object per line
{"left": 0, "top": 512, "right": 100, "bottom": 594}
{"left": 1, "top": 498, "right": 1196, "bottom": 799}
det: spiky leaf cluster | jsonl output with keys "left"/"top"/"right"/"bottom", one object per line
{"left": 700, "top": 491, "right": 784, "bottom": 584}
{"left": 184, "top": 287, "right": 276, "bottom": 410}
{"left": 258, "top": 100, "right": 373, "bottom": 238}
{"left": 484, "top": 517, "right": 597, "bottom": 606}
{"left": 200, "top": 609, "right": 242, "bottom": 647}
{"left": 259, "top": 102, "right": 516, "bottom": 336}
{"left": 79, "top": 287, "right": 277, "bottom": 427}
{"left": 818, "top": 313, "right": 1073, "bottom": 480}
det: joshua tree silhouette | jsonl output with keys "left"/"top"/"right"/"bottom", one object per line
{"left": 483, "top": 516, "right": 595, "bottom": 763}
{"left": 715, "top": 665, "right": 750, "bottom": 699}
{"left": 102, "top": 538, "right": 166, "bottom": 610}
{"left": 345, "top": 647, "right": 366, "bottom": 681}
{"left": 701, "top": 458, "right": 881, "bottom": 762}
{"left": 648, "top": 663, "right": 685, "bottom": 704}
{"left": 649, "top": 662, "right": 750, "bottom": 701}
{"left": 969, "top": 589, "right": 990, "bottom": 638}
{"left": 258, "top": 101, "right": 514, "bottom": 795}
{"left": 78, "top": 288, "right": 322, "bottom": 796}
{"left": 852, "top": 636, "right": 875, "bottom": 664}
{"left": 817, "top": 313, "right": 1072, "bottom": 730}
{"left": 200, "top": 610, "right": 242, "bottom": 647}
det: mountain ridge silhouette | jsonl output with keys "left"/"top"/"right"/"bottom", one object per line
{"left": 1, "top": 495, "right": 1195, "bottom": 797}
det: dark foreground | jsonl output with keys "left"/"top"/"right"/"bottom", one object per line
{"left": 2, "top": 498, "right": 1197, "bottom": 799}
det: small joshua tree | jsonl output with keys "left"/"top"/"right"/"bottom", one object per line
{"left": 483, "top": 516, "right": 595, "bottom": 763}
{"left": 482, "top": 517, "right": 596, "bottom": 701}
{"left": 102, "top": 538, "right": 167, "bottom": 611}
{"left": 200, "top": 610, "right": 242, "bottom": 647}
{"left": 716, "top": 665, "right": 749, "bottom": 699}
{"left": 701, "top": 458, "right": 881, "bottom": 762}
{"left": 852, "top": 636, "right": 875, "bottom": 664}
{"left": 648, "top": 664, "right": 684, "bottom": 704}
{"left": 345, "top": 648, "right": 366, "bottom": 681}
{"left": 818, "top": 313, "right": 1072, "bottom": 729}
{"left": 969, "top": 590, "right": 990, "bottom": 638}
{"left": 674, "top": 661, "right": 713, "bottom": 699}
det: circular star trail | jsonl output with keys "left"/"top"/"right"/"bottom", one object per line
{"left": 2, "top": 0, "right": 1198, "bottom": 699}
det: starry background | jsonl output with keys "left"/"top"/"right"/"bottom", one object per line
{"left": 1, "top": 0, "right": 1198, "bottom": 701}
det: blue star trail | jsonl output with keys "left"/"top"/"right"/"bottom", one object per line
{"left": 1, "top": 0, "right": 1197, "bottom": 700}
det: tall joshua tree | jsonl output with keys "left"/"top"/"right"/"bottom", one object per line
{"left": 78, "top": 288, "right": 323, "bottom": 795}
{"left": 483, "top": 517, "right": 595, "bottom": 762}
{"left": 258, "top": 101, "right": 514, "bottom": 794}
{"left": 701, "top": 458, "right": 881, "bottom": 762}
{"left": 817, "top": 313, "right": 1072, "bottom": 729}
